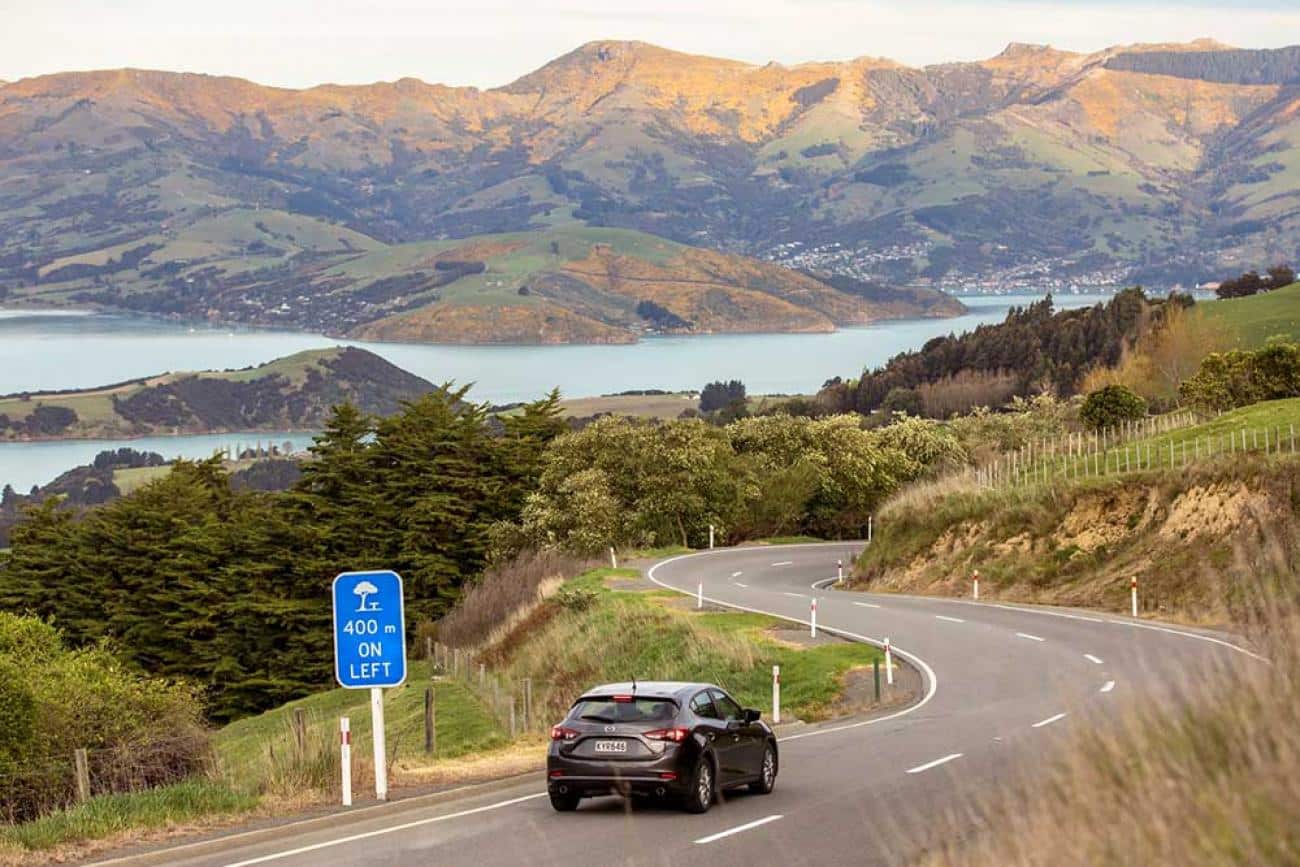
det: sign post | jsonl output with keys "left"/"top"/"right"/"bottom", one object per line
{"left": 333, "top": 570, "right": 407, "bottom": 802}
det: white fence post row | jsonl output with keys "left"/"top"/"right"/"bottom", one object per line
{"left": 340, "top": 716, "right": 352, "bottom": 807}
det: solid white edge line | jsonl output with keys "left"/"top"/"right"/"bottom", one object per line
{"left": 693, "top": 814, "right": 784, "bottom": 844}
{"left": 1084, "top": 654, "right": 1104, "bottom": 665}
{"left": 1100, "top": 680, "right": 1115, "bottom": 693}
{"left": 892, "top": 594, "right": 1266, "bottom": 663}
{"left": 1032, "top": 712, "right": 1067, "bottom": 729}
{"left": 646, "top": 546, "right": 938, "bottom": 745}
{"left": 222, "top": 793, "right": 547, "bottom": 867}
{"left": 905, "top": 753, "right": 963, "bottom": 774}
{"left": 935, "top": 615, "right": 965, "bottom": 623}
{"left": 1016, "top": 632, "right": 1046, "bottom": 642}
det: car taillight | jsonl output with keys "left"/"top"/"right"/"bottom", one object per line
{"left": 644, "top": 727, "right": 690, "bottom": 743}
{"left": 550, "top": 725, "right": 579, "bottom": 741}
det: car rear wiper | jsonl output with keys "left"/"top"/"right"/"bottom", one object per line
{"left": 579, "top": 713, "right": 616, "bottom": 722}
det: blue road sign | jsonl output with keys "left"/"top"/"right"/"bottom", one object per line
{"left": 332, "top": 570, "right": 407, "bottom": 689}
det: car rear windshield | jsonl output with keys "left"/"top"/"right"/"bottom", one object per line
{"left": 569, "top": 697, "right": 678, "bottom": 723}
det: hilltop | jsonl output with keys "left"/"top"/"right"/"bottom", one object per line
{"left": 0, "top": 39, "right": 1296, "bottom": 331}
{"left": 0, "top": 346, "right": 432, "bottom": 440}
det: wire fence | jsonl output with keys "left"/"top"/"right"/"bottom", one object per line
{"left": 971, "top": 414, "right": 1299, "bottom": 489}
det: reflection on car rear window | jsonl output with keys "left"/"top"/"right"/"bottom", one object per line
{"left": 571, "top": 698, "right": 677, "bottom": 722}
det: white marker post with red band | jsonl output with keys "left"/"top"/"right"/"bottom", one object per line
{"left": 884, "top": 637, "right": 895, "bottom": 686}
{"left": 837, "top": 559, "right": 843, "bottom": 584}
{"left": 972, "top": 570, "right": 980, "bottom": 601}
{"left": 1131, "top": 575, "right": 1138, "bottom": 618}
{"left": 772, "top": 665, "right": 781, "bottom": 724}
{"left": 810, "top": 598, "right": 818, "bottom": 638}
{"left": 340, "top": 716, "right": 352, "bottom": 807}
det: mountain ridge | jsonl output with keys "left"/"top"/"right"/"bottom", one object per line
{"left": 0, "top": 38, "right": 1296, "bottom": 335}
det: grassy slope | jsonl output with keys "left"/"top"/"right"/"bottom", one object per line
{"left": 1199, "top": 282, "right": 1300, "bottom": 348}
{"left": 487, "top": 567, "right": 882, "bottom": 725}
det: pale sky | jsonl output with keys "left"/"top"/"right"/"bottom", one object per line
{"left": 3, "top": 0, "right": 1298, "bottom": 89}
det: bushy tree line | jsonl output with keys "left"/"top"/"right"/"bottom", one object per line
{"left": 1214, "top": 266, "right": 1295, "bottom": 299}
{"left": 1180, "top": 342, "right": 1300, "bottom": 411}
{"left": 822, "top": 289, "right": 1183, "bottom": 415}
{"left": 508, "top": 413, "right": 964, "bottom": 552}
{"left": 0, "top": 388, "right": 566, "bottom": 721}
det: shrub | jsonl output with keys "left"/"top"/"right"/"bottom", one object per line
{"left": 1180, "top": 342, "right": 1300, "bottom": 411}
{"left": 700, "top": 380, "right": 746, "bottom": 413}
{"left": 0, "top": 613, "right": 209, "bottom": 822}
{"left": 1079, "top": 384, "right": 1147, "bottom": 431}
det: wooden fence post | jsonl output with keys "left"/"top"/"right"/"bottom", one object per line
{"left": 293, "top": 707, "right": 307, "bottom": 757}
{"left": 74, "top": 748, "right": 90, "bottom": 803}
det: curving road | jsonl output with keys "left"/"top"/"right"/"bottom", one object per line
{"left": 107, "top": 543, "right": 1263, "bottom": 867}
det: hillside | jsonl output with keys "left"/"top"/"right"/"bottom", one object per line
{"left": 855, "top": 399, "right": 1300, "bottom": 624}
{"left": 0, "top": 39, "right": 1295, "bottom": 325}
{"left": 1200, "top": 281, "right": 1300, "bottom": 347}
{"left": 0, "top": 346, "right": 431, "bottom": 440}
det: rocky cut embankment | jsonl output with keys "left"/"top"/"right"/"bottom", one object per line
{"left": 855, "top": 454, "right": 1300, "bottom": 626}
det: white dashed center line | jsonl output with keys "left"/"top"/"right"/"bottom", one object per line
{"left": 1100, "top": 680, "right": 1115, "bottom": 693}
{"left": 782, "top": 592, "right": 805, "bottom": 598}
{"left": 733, "top": 582, "right": 749, "bottom": 589}
{"left": 935, "top": 615, "right": 965, "bottom": 623}
{"left": 1084, "top": 654, "right": 1104, "bottom": 664}
{"left": 1016, "top": 632, "right": 1046, "bottom": 642}
{"left": 854, "top": 602, "right": 881, "bottom": 609}
{"left": 694, "top": 814, "right": 784, "bottom": 844}
{"left": 1032, "top": 713, "right": 1067, "bottom": 728}
{"left": 906, "top": 753, "right": 963, "bottom": 774}
{"left": 772, "top": 561, "right": 794, "bottom": 567}
{"left": 731, "top": 571, "right": 743, "bottom": 578}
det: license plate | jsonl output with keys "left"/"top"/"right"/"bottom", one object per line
{"left": 593, "top": 740, "right": 627, "bottom": 753}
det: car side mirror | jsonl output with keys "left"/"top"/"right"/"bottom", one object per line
{"left": 743, "top": 708, "right": 761, "bottom": 723}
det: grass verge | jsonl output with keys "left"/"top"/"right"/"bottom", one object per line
{"left": 483, "top": 567, "right": 884, "bottom": 726}
{"left": 0, "top": 780, "right": 257, "bottom": 858}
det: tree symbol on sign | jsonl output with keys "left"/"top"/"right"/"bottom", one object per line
{"left": 353, "top": 580, "right": 381, "bottom": 613}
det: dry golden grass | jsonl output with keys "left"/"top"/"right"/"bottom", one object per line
{"left": 916, "top": 527, "right": 1299, "bottom": 867}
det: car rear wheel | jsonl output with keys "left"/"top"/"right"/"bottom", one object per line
{"left": 749, "top": 744, "right": 776, "bottom": 794}
{"left": 549, "top": 791, "right": 580, "bottom": 812}
{"left": 684, "top": 757, "right": 715, "bottom": 813}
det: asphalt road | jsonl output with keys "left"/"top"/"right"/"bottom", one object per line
{"left": 116, "top": 543, "right": 1264, "bottom": 867}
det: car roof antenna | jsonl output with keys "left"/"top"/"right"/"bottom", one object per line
{"left": 632, "top": 677, "right": 637, "bottom": 696}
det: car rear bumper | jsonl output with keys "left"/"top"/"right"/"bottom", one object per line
{"left": 547, "top": 754, "right": 690, "bottom": 797}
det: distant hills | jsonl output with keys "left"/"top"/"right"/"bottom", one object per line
{"left": 0, "top": 39, "right": 1297, "bottom": 339}
{"left": 0, "top": 347, "right": 432, "bottom": 440}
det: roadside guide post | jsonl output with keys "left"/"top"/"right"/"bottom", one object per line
{"left": 709, "top": 524, "right": 715, "bottom": 549}
{"left": 697, "top": 582, "right": 703, "bottom": 609}
{"left": 884, "top": 637, "right": 894, "bottom": 686}
{"left": 772, "top": 665, "right": 781, "bottom": 724}
{"left": 340, "top": 717, "right": 352, "bottom": 807}
{"left": 810, "top": 597, "right": 817, "bottom": 638}
{"left": 1131, "top": 575, "right": 1139, "bottom": 618}
{"left": 867, "top": 515, "right": 873, "bottom": 544}
{"left": 837, "top": 559, "right": 843, "bottom": 584}
{"left": 609, "top": 547, "right": 618, "bottom": 569}
{"left": 333, "top": 570, "right": 407, "bottom": 803}
{"left": 972, "top": 570, "right": 980, "bottom": 601}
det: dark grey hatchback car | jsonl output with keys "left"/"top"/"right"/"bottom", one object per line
{"left": 547, "top": 681, "right": 777, "bottom": 813}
